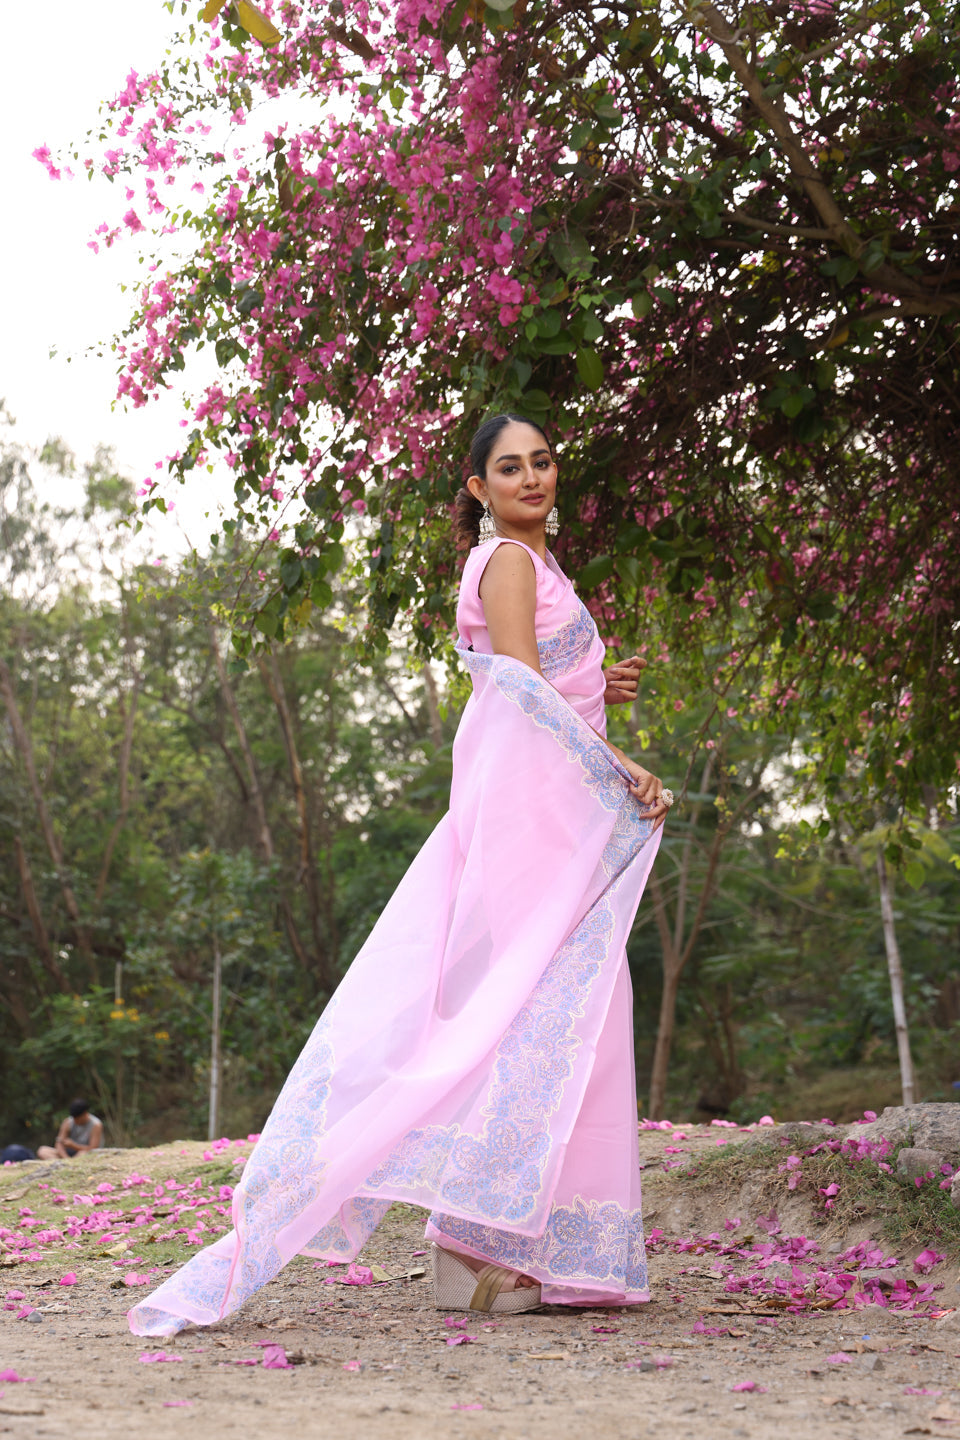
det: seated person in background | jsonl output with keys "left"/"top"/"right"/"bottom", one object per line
{"left": 36, "top": 1100, "right": 103, "bottom": 1160}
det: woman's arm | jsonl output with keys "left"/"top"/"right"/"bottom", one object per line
{"left": 477, "top": 543, "right": 542, "bottom": 672}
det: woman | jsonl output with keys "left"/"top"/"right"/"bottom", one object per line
{"left": 129, "top": 414, "right": 669, "bottom": 1337}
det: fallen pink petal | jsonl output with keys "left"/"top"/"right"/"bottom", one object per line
{"left": 731, "top": 1381, "right": 766, "bottom": 1393}
{"left": 163, "top": 1400, "right": 193, "bottom": 1407}
{"left": 452, "top": 1403, "right": 484, "bottom": 1411}
{"left": 138, "top": 1351, "right": 184, "bottom": 1364}
{"left": 58, "top": 1272, "right": 78, "bottom": 1286}
{"left": 826, "top": 1353, "right": 852, "bottom": 1364}
{"left": 342, "top": 1360, "right": 361, "bottom": 1372}
{"left": 446, "top": 1334, "right": 476, "bottom": 1346}
{"left": 0, "top": 1371, "right": 36, "bottom": 1384}
{"left": 261, "top": 1345, "right": 292, "bottom": 1369}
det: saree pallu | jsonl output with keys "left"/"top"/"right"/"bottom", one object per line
{"left": 129, "top": 651, "right": 661, "bottom": 1336}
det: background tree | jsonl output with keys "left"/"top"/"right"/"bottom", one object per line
{"left": 55, "top": 0, "right": 960, "bottom": 827}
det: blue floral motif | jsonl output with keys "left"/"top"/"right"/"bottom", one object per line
{"left": 431, "top": 1195, "right": 648, "bottom": 1295}
{"left": 537, "top": 600, "right": 600, "bottom": 680}
{"left": 304, "top": 1197, "right": 392, "bottom": 1258}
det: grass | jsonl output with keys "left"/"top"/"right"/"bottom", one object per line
{"left": 671, "top": 1136, "right": 960, "bottom": 1257}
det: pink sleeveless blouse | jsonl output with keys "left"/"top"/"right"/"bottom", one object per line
{"left": 456, "top": 537, "right": 608, "bottom": 735}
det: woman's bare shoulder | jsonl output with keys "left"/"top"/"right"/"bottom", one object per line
{"left": 477, "top": 540, "right": 538, "bottom": 599}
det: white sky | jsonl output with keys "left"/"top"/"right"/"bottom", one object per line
{"left": 1, "top": 1, "right": 236, "bottom": 557}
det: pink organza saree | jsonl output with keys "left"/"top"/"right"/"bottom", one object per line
{"left": 130, "top": 556, "right": 661, "bottom": 1336}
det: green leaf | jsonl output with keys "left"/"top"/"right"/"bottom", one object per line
{"left": 575, "top": 347, "right": 604, "bottom": 391}
{"left": 534, "top": 331, "right": 576, "bottom": 355}
{"left": 616, "top": 554, "right": 641, "bottom": 587}
{"left": 577, "top": 554, "right": 614, "bottom": 588}
{"left": 519, "top": 388, "right": 551, "bottom": 413}
{"left": 548, "top": 229, "right": 596, "bottom": 275}
{"left": 903, "top": 859, "right": 925, "bottom": 890}
{"left": 279, "top": 557, "right": 303, "bottom": 590}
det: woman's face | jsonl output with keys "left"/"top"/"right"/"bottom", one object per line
{"left": 467, "top": 421, "right": 557, "bottom": 533}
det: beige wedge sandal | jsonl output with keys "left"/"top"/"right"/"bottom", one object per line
{"left": 431, "top": 1242, "right": 543, "bottom": 1314}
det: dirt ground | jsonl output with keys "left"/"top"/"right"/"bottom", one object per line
{"left": 2, "top": 1128, "right": 959, "bottom": 1439}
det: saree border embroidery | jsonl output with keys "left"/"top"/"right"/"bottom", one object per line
{"left": 431, "top": 1195, "right": 648, "bottom": 1293}
{"left": 536, "top": 600, "right": 598, "bottom": 681}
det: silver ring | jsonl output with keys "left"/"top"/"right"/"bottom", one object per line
{"left": 660, "top": 788, "right": 675, "bottom": 808}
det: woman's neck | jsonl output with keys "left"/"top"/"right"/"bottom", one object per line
{"left": 493, "top": 521, "right": 547, "bottom": 559}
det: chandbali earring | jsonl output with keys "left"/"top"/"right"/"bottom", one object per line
{"left": 545, "top": 506, "right": 560, "bottom": 538}
{"left": 478, "top": 503, "right": 496, "bottom": 542}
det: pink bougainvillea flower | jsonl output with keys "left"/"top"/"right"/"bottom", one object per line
{"left": 826, "top": 1352, "right": 852, "bottom": 1364}
{"left": 913, "top": 1249, "right": 945, "bottom": 1274}
{"left": 0, "top": 1370, "right": 36, "bottom": 1383}
{"left": 261, "top": 1345, "right": 292, "bottom": 1369}
{"left": 446, "top": 1334, "right": 476, "bottom": 1346}
{"left": 138, "top": 1351, "right": 183, "bottom": 1364}
{"left": 341, "top": 1263, "right": 373, "bottom": 1286}
{"left": 342, "top": 1360, "right": 361, "bottom": 1372}
{"left": 444, "top": 1316, "right": 470, "bottom": 1329}
{"left": 731, "top": 1381, "right": 766, "bottom": 1392}
{"left": 58, "top": 1272, "right": 78, "bottom": 1286}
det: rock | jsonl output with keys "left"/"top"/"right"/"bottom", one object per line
{"left": 859, "top": 1354, "right": 884, "bottom": 1371}
{"left": 846, "top": 1103, "right": 960, "bottom": 1164}
{"left": 936, "top": 1309, "right": 960, "bottom": 1331}
{"left": 897, "top": 1147, "right": 945, "bottom": 1181}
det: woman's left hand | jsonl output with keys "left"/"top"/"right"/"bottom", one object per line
{"left": 603, "top": 655, "right": 646, "bottom": 706}
{"left": 621, "top": 758, "right": 671, "bottom": 828}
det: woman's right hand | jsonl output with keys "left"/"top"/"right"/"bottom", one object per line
{"left": 621, "top": 757, "right": 671, "bottom": 829}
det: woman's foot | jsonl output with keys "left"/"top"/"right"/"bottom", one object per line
{"left": 435, "top": 1244, "right": 537, "bottom": 1290}
{"left": 431, "top": 1243, "right": 543, "bottom": 1313}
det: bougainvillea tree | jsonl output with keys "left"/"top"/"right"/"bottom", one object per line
{"left": 54, "top": 0, "right": 960, "bottom": 825}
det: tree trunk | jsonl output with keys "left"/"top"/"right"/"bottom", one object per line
{"left": 876, "top": 852, "right": 916, "bottom": 1106}
{"left": 95, "top": 671, "right": 141, "bottom": 905}
{"left": 208, "top": 932, "right": 222, "bottom": 1142}
{"left": 422, "top": 663, "right": 444, "bottom": 749}
{"left": 12, "top": 833, "right": 68, "bottom": 992}
{"left": 258, "top": 652, "right": 335, "bottom": 990}
{"left": 209, "top": 628, "right": 312, "bottom": 972}
{"left": 647, "top": 932, "right": 684, "bottom": 1120}
{"left": 0, "top": 653, "right": 96, "bottom": 978}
